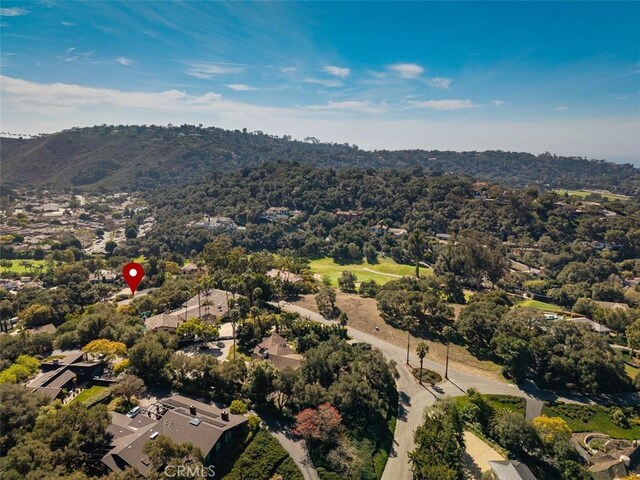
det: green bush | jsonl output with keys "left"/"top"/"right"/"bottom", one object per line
{"left": 229, "top": 399, "right": 248, "bottom": 415}
{"left": 223, "top": 429, "right": 302, "bottom": 480}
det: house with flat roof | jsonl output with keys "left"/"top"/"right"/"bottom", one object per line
{"left": 252, "top": 332, "right": 303, "bottom": 371}
{"left": 101, "top": 394, "right": 247, "bottom": 477}
{"left": 28, "top": 350, "right": 104, "bottom": 400}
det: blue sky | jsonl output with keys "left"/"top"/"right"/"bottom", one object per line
{"left": 1, "top": 1, "right": 639, "bottom": 162}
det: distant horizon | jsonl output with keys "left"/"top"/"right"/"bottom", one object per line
{"left": 2, "top": 122, "right": 639, "bottom": 168}
{"left": 1, "top": 1, "right": 639, "bottom": 163}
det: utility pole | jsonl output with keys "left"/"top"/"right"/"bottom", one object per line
{"left": 406, "top": 330, "right": 411, "bottom": 365}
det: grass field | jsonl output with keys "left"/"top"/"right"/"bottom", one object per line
{"left": 309, "top": 256, "right": 425, "bottom": 286}
{"left": 553, "top": 189, "right": 631, "bottom": 202}
{"left": 70, "top": 385, "right": 107, "bottom": 404}
{"left": 542, "top": 403, "right": 640, "bottom": 440}
{"left": 517, "top": 299, "right": 564, "bottom": 313}
{"left": 457, "top": 394, "right": 526, "bottom": 416}
{"left": 1, "top": 259, "right": 48, "bottom": 275}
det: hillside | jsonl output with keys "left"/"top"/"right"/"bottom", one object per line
{"left": 1, "top": 125, "right": 639, "bottom": 194}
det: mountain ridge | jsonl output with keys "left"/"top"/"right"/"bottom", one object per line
{"left": 1, "top": 124, "right": 638, "bottom": 194}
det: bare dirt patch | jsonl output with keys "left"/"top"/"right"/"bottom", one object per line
{"left": 292, "top": 292, "right": 505, "bottom": 382}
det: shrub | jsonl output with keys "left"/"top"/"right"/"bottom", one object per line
{"left": 247, "top": 414, "right": 261, "bottom": 432}
{"left": 230, "top": 399, "right": 248, "bottom": 415}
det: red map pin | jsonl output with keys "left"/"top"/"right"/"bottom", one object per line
{"left": 122, "top": 262, "right": 145, "bottom": 295}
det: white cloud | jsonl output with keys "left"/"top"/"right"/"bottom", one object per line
{"left": 492, "top": 100, "right": 504, "bottom": 105}
{"left": 0, "top": 7, "right": 28, "bottom": 16}
{"left": 389, "top": 63, "right": 424, "bottom": 79}
{"left": 303, "top": 77, "right": 343, "bottom": 88}
{"left": 226, "top": 84, "right": 257, "bottom": 91}
{"left": 409, "top": 99, "right": 478, "bottom": 110}
{"left": 116, "top": 56, "right": 136, "bottom": 66}
{"left": 322, "top": 65, "right": 350, "bottom": 79}
{"left": 281, "top": 67, "right": 297, "bottom": 73}
{"left": 61, "top": 21, "right": 75, "bottom": 26}
{"left": 303, "top": 100, "right": 386, "bottom": 113}
{"left": 555, "top": 105, "right": 569, "bottom": 111}
{"left": 185, "top": 62, "right": 246, "bottom": 79}
{"left": 425, "top": 77, "right": 452, "bottom": 89}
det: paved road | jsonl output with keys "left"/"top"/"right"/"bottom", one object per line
{"left": 273, "top": 302, "right": 640, "bottom": 480}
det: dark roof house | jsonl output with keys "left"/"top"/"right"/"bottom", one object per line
{"left": 102, "top": 394, "right": 247, "bottom": 477}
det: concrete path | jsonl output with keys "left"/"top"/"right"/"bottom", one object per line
{"left": 462, "top": 430, "right": 504, "bottom": 479}
{"left": 525, "top": 398, "right": 544, "bottom": 420}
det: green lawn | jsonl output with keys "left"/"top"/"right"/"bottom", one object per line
{"left": 542, "top": 403, "right": 640, "bottom": 440}
{"left": 1, "top": 259, "right": 47, "bottom": 275}
{"left": 517, "top": 299, "right": 564, "bottom": 313}
{"left": 70, "top": 385, "right": 107, "bottom": 404}
{"left": 309, "top": 256, "right": 425, "bottom": 287}
{"left": 553, "top": 189, "right": 630, "bottom": 202}
{"left": 456, "top": 394, "right": 526, "bottom": 416}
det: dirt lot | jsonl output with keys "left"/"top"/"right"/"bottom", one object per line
{"left": 293, "top": 292, "right": 505, "bottom": 382}
{"left": 462, "top": 430, "right": 504, "bottom": 479}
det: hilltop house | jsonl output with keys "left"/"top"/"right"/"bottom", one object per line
{"left": 335, "top": 209, "right": 364, "bottom": 220}
{"left": 101, "top": 394, "right": 247, "bottom": 477}
{"left": 252, "top": 332, "right": 303, "bottom": 371}
{"left": 261, "top": 207, "right": 302, "bottom": 222}
{"left": 195, "top": 215, "right": 238, "bottom": 232}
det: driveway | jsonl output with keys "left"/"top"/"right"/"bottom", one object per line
{"left": 261, "top": 413, "right": 320, "bottom": 480}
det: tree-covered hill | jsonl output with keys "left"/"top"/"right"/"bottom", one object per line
{"left": 1, "top": 124, "right": 638, "bottom": 194}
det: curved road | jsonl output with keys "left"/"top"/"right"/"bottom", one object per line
{"left": 273, "top": 302, "right": 640, "bottom": 480}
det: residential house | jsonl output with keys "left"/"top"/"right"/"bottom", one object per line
{"left": 145, "top": 289, "right": 231, "bottom": 334}
{"left": 28, "top": 350, "right": 104, "bottom": 400}
{"left": 252, "top": 332, "right": 303, "bottom": 371}
{"left": 101, "top": 394, "right": 247, "bottom": 477}
{"left": 488, "top": 460, "right": 537, "bottom": 480}
{"left": 195, "top": 215, "right": 238, "bottom": 232}
{"left": 266, "top": 269, "right": 303, "bottom": 284}
{"left": 335, "top": 209, "right": 364, "bottom": 220}
{"left": 566, "top": 317, "right": 612, "bottom": 335}
{"left": 262, "top": 207, "right": 302, "bottom": 222}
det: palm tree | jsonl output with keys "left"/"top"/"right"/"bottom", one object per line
{"left": 416, "top": 341, "right": 429, "bottom": 385}
{"left": 407, "top": 231, "right": 426, "bottom": 278}
{"left": 442, "top": 325, "right": 454, "bottom": 380}
{"left": 228, "top": 309, "right": 240, "bottom": 361}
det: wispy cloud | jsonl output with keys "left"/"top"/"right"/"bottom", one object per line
{"left": 226, "top": 84, "right": 256, "bottom": 91}
{"left": 555, "top": 105, "right": 569, "bottom": 111}
{"left": 116, "top": 56, "right": 136, "bottom": 66}
{"left": 55, "top": 50, "right": 94, "bottom": 65}
{"left": 425, "top": 77, "right": 452, "bottom": 89}
{"left": 303, "top": 100, "right": 386, "bottom": 113}
{"left": 304, "top": 77, "right": 343, "bottom": 88}
{"left": 61, "top": 21, "right": 74, "bottom": 27}
{"left": 389, "top": 63, "right": 424, "bottom": 79}
{"left": 0, "top": 7, "right": 28, "bottom": 17}
{"left": 281, "top": 67, "right": 297, "bottom": 74}
{"left": 409, "top": 99, "right": 478, "bottom": 110}
{"left": 185, "top": 61, "right": 246, "bottom": 79}
{"left": 492, "top": 100, "right": 504, "bottom": 105}
{"left": 322, "top": 65, "right": 350, "bottom": 79}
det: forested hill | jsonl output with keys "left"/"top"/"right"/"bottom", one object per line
{"left": 1, "top": 124, "right": 638, "bottom": 194}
